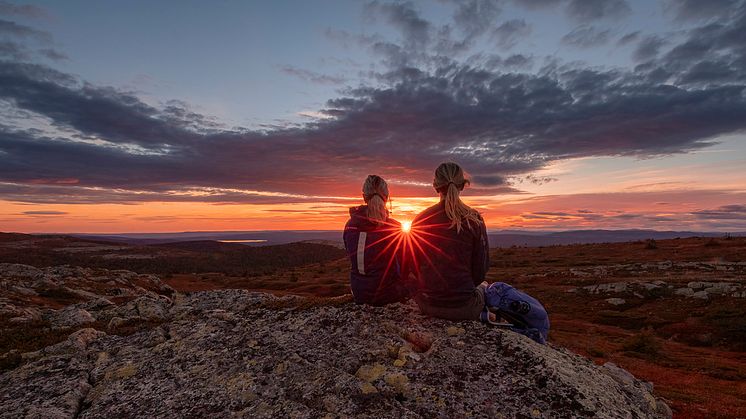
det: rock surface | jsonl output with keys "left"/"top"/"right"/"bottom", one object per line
{"left": 1, "top": 285, "right": 671, "bottom": 418}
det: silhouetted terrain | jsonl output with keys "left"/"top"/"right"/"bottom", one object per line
{"left": 0, "top": 233, "right": 345, "bottom": 276}
{"left": 71, "top": 228, "right": 745, "bottom": 248}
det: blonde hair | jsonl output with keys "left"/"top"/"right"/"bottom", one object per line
{"left": 433, "top": 162, "right": 482, "bottom": 233}
{"left": 362, "top": 175, "right": 389, "bottom": 225}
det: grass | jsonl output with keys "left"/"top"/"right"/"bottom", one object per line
{"left": 0, "top": 315, "right": 165, "bottom": 373}
{"left": 622, "top": 329, "right": 661, "bottom": 358}
{"left": 0, "top": 319, "right": 78, "bottom": 372}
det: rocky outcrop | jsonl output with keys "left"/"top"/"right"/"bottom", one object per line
{"left": 0, "top": 263, "right": 174, "bottom": 325}
{"left": 0, "top": 288, "right": 671, "bottom": 418}
{"left": 571, "top": 279, "right": 746, "bottom": 299}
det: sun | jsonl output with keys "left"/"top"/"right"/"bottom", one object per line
{"left": 401, "top": 220, "right": 412, "bottom": 233}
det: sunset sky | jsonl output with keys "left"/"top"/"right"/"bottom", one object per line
{"left": 1, "top": 0, "right": 745, "bottom": 233}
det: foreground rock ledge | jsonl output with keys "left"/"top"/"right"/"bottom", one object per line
{"left": 0, "top": 290, "right": 671, "bottom": 418}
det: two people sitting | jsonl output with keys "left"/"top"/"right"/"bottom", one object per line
{"left": 343, "top": 162, "right": 491, "bottom": 322}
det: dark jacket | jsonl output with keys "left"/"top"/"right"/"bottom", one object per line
{"left": 343, "top": 205, "right": 409, "bottom": 305}
{"left": 410, "top": 201, "right": 489, "bottom": 307}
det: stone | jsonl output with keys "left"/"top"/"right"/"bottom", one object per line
{"left": 605, "top": 298, "right": 626, "bottom": 306}
{"left": 446, "top": 326, "right": 466, "bottom": 336}
{"left": 10, "top": 285, "right": 37, "bottom": 296}
{"left": 49, "top": 307, "right": 96, "bottom": 328}
{"left": 705, "top": 283, "right": 738, "bottom": 295}
{"left": 0, "top": 287, "right": 672, "bottom": 419}
{"left": 674, "top": 288, "right": 694, "bottom": 297}
{"left": 692, "top": 291, "right": 709, "bottom": 300}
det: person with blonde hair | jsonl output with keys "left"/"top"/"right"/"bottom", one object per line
{"left": 343, "top": 175, "right": 410, "bottom": 305}
{"left": 410, "top": 162, "right": 490, "bottom": 320}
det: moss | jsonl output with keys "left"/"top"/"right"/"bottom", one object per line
{"left": 255, "top": 294, "right": 353, "bottom": 311}
{"left": 622, "top": 329, "right": 660, "bottom": 357}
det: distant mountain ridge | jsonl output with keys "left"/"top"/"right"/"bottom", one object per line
{"left": 487, "top": 229, "right": 741, "bottom": 247}
{"left": 68, "top": 229, "right": 744, "bottom": 248}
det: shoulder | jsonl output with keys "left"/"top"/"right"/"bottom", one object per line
{"left": 413, "top": 202, "right": 444, "bottom": 223}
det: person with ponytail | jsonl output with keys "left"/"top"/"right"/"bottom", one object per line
{"left": 343, "top": 175, "right": 411, "bottom": 306}
{"left": 410, "top": 162, "right": 491, "bottom": 320}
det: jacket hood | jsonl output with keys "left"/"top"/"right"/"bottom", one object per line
{"left": 348, "top": 205, "right": 393, "bottom": 232}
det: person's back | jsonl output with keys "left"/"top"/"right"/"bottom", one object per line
{"left": 412, "top": 201, "right": 488, "bottom": 306}
{"left": 343, "top": 175, "right": 409, "bottom": 306}
{"left": 410, "top": 162, "right": 489, "bottom": 320}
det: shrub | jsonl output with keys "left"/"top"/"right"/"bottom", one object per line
{"left": 644, "top": 239, "right": 657, "bottom": 250}
{"left": 587, "top": 347, "right": 605, "bottom": 357}
{"left": 622, "top": 328, "right": 660, "bottom": 357}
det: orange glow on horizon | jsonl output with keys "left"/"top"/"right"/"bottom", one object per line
{"left": 2, "top": 186, "right": 745, "bottom": 233}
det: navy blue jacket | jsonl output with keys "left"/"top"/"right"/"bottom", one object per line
{"left": 410, "top": 201, "right": 489, "bottom": 307}
{"left": 343, "top": 205, "right": 410, "bottom": 305}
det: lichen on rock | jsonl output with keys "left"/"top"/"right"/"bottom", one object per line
{"left": 0, "top": 286, "right": 671, "bottom": 418}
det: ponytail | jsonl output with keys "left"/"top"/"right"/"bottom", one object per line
{"left": 433, "top": 162, "right": 482, "bottom": 233}
{"left": 362, "top": 175, "right": 390, "bottom": 225}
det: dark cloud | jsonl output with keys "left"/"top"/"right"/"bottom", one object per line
{"left": 22, "top": 210, "right": 67, "bottom": 215}
{"left": 451, "top": 0, "right": 502, "bottom": 41}
{"left": 1, "top": 0, "right": 746, "bottom": 208}
{"left": 617, "top": 31, "right": 640, "bottom": 46}
{"left": 693, "top": 204, "right": 746, "bottom": 220}
{"left": 0, "top": 18, "right": 50, "bottom": 42}
{"left": 565, "top": 0, "right": 631, "bottom": 21}
{"left": 0, "top": 40, "right": 27, "bottom": 60}
{"left": 561, "top": 25, "right": 611, "bottom": 48}
{"left": 37, "top": 47, "right": 67, "bottom": 61}
{"left": 0, "top": 1, "right": 47, "bottom": 19}
{"left": 472, "top": 174, "right": 507, "bottom": 186}
{"left": 279, "top": 65, "right": 347, "bottom": 85}
{"left": 492, "top": 19, "right": 531, "bottom": 49}
{"left": 650, "top": 2, "right": 746, "bottom": 85}
{"left": 511, "top": 0, "right": 563, "bottom": 10}
{"left": 633, "top": 35, "right": 667, "bottom": 62}
{"left": 666, "top": 0, "right": 741, "bottom": 21}
{"left": 502, "top": 54, "right": 534, "bottom": 69}
{"left": 3, "top": 51, "right": 745, "bottom": 205}
{"left": 365, "top": 1, "right": 431, "bottom": 49}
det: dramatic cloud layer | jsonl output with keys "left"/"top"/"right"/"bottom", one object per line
{"left": 0, "top": 0, "right": 745, "bottom": 213}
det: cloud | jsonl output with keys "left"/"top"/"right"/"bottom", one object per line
{"left": 511, "top": 0, "right": 563, "bottom": 10}
{"left": 0, "top": 18, "right": 50, "bottom": 42}
{"left": 22, "top": 210, "right": 67, "bottom": 215}
{"left": 279, "top": 65, "right": 347, "bottom": 85}
{"left": 633, "top": 35, "right": 667, "bottom": 62}
{"left": 37, "top": 47, "right": 67, "bottom": 61}
{"left": 0, "top": 1, "right": 48, "bottom": 19}
{"left": 565, "top": 0, "right": 631, "bottom": 21}
{"left": 666, "top": 0, "right": 741, "bottom": 21}
{"left": 693, "top": 204, "right": 746, "bottom": 220}
{"left": 451, "top": 0, "right": 502, "bottom": 41}
{"left": 617, "top": 31, "right": 640, "bottom": 46}
{"left": 0, "top": 40, "right": 28, "bottom": 60}
{"left": 3, "top": 47, "right": 746, "bottom": 203}
{"left": 561, "top": 25, "right": 611, "bottom": 48}
{"left": 492, "top": 19, "right": 531, "bottom": 49}
{"left": 365, "top": 1, "right": 431, "bottom": 48}
{"left": 1, "top": 0, "right": 746, "bottom": 210}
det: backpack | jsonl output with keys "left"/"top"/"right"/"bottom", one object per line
{"left": 481, "top": 282, "right": 550, "bottom": 344}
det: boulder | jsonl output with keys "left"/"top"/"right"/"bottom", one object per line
{"left": 0, "top": 290, "right": 671, "bottom": 418}
{"left": 674, "top": 288, "right": 694, "bottom": 297}
{"left": 605, "top": 298, "right": 626, "bottom": 306}
{"left": 692, "top": 291, "right": 709, "bottom": 300}
{"left": 47, "top": 307, "right": 96, "bottom": 329}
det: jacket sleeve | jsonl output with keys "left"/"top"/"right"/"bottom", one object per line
{"left": 471, "top": 218, "right": 490, "bottom": 286}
